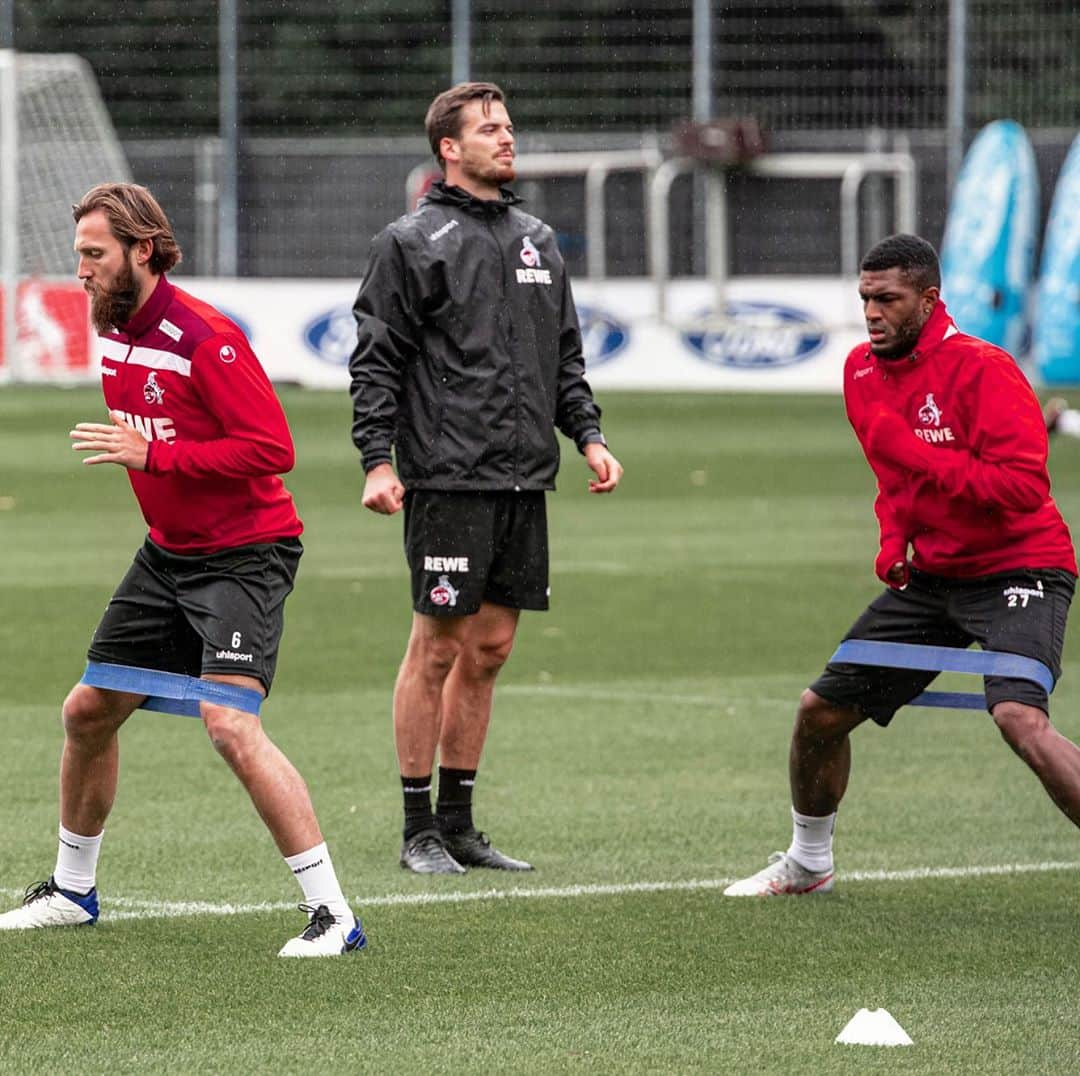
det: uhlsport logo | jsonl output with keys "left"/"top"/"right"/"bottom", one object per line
{"left": 305, "top": 305, "right": 354, "bottom": 366}
{"left": 429, "top": 574, "right": 459, "bottom": 608}
{"left": 682, "top": 301, "right": 826, "bottom": 368}
{"left": 576, "top": 304, "right": 629, "bottom": 367}
{"left": 1004, "top": 579, "right": 1044, "bottom": 608}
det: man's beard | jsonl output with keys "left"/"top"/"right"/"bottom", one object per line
{"left": 89, "top": 259, "right": 139, "bottom": 332}
{"left": 462, "top": 152, "right": 515, "bottom": 189}
{"left": 871, "top": 313, "right": 925, "bottom": 360}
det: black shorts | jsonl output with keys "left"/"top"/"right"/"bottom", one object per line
{"left": 404, "top": 490, "right": 549, "bottom": 616}
{"left": 87, "top": 536, "right": 303, "bottom": 693}
{"left": 811, "top": 567, "right": 1075, "bottom": 725}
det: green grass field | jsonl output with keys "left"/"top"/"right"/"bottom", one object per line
{"left": 1, "top": 388, "right": 1079, "bottom": 1073}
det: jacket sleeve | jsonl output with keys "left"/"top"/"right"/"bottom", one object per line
{"left": 145, "top": 333, "right": 294, "bottom": 479}
{"left": 872, "top": 485, "right": 909, "bottom": 569}
{"left": 553, "top": 269, "right": 604, "bottom": 448}
{"left": 846, "top": 379, "right": 909, "bottom": 578}
{"left": 348, "top": 230, "right": 420, "bottom": 472}
{"left": 934, "top": 359, "right": 1051, "bottom": 510}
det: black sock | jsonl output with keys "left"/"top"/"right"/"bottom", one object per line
{"left": 401, "top": 774, "right": 435, "bottom": 840}
{"left": 436, "top": 767, "right": 477, "bottom": 835}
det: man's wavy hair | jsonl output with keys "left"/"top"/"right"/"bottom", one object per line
{"left": 425, "top": 81, "right": 506, "bottom": 171}
{"left": 72, "top": 183, "right": 182, "bottom": 275}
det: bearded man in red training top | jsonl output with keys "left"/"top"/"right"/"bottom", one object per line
{"left": 0, "top": 184, "right": 364, "bottom": 956}
{"left": 725, "top": 233, "right": 1080, "bottom": 897}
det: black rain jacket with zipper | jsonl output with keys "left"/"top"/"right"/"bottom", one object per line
{"left": 349, "top": 181, "right": 604, "bottom": 490}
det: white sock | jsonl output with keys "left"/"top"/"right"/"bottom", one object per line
{"left": 284, "top": 842, "right": 351, "bottom": 924}
{"left": 786, "top": 807, "right": 836, "bottom": 872}
{"left": 54, "top": 825, "right": 104, "bottom": 894}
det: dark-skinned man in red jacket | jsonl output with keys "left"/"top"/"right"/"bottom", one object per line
{"left": 726, "top": 233, "right": 1080, "bottom": 896}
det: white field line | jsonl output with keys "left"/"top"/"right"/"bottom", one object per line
{"left": 2, "top": 860, "right": 1078, "bottom": 923}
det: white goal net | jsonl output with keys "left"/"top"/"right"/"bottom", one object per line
{"left": 1, "top": 51, "right": 131, "bottom": 382}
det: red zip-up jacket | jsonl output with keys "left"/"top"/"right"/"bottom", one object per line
{"left": 97, "top": 275, "right": 302, "bottom": 553}
{"left": 844, "top": 300, "right": 1076, "bottom": 578}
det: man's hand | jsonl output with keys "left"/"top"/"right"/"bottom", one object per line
{"left": 583, "top": 443, "right": 623, "bottom": 493}
{"left": 70, "top": 410, "right": 149, "bottom": 471}
{"left": 863, "top": 404, "right": 934, "bottom": 475}
{"left": 362, "top": 462, "right": 406, "bottom": 514}
{"left": 864, "top": 403, "right": 970, "bottom": 498}
{"left": 875, "top": 545, "right": 910, "bottom": 589}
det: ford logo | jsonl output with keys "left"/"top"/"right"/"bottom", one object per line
{"left": 304, "top": 305, "right": 355, "bottom": 366}
{"left": 577, "top": 304, "right": 629, "bottom": 367}
{"left": 682, "top": 301, "right": 826, "bottom": 368}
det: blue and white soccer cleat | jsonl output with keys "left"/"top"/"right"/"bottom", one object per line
{"left": 723, "top": 852, "right": 835, "bottom": 897}
{"left": 277, "top": 903, "right": 367, "bottom": 958}
{"left": 0, "top": 877, "right": 100, "bottom": 928}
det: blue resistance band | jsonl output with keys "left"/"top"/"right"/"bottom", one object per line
{"left": 829, "top": 640, "right": 1054, "bottom": 710}
{"left": 80, "top": 662, "right": 263, "bottom": 718}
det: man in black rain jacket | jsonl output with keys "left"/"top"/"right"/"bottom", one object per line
{"left": 350, "top": 81, "right": 622, "bottom": 875}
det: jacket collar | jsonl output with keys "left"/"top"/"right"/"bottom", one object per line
{"left": 421, "top": 180, "right": 522, "bottom": 214}
{"left": 116, "top": 273, "right": 174, "bottom": 339}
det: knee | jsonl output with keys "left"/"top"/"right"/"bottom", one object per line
{"left": 61, "top": 685, "right": 122, "bottom": 742}
{"left": 992, "top": 701, "right": 1049, "bottom": 755}
{"left": 407, "top": 633, "right": 464, "bottom": 681}
{"left": 463, "top": 632, "right": 515, "bottom": 678}
{"left": 202, "top": 704, "right": 259, "bottom": 768}
{"left": 794, "top": 689, "right": 856, "bottom": 745}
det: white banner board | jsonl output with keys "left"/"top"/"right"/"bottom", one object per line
{"left": 170, "top": 275, "right": 868, "bottom": 392}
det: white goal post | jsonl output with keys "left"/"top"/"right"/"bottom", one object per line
{"left": 0, "top": 51, "right": 130, "bottom": 382}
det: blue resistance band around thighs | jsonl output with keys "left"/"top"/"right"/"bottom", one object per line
{"left": 80, "top": 662, "right": 263, "bottom": 718}
{"left": 829, "top": 640, "right": 1055, "bottom": 711}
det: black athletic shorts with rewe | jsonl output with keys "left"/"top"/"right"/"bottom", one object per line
{"left": 87, "top": 536, "right": 303, "bottom": 694}
{"left": 811, "top": 567, "right": 1075, "bottom": 725}
{"left": 404, "top": 490, "right": 549, "bottom": 616}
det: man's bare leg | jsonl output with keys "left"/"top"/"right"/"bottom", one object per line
{"left": 392, "top": 613, "right": 470, "bottom": 872}
{"left": 992, "top": 701, "right": 1080, "bottom": 827}
{"left": 201, "top": 674, "right": 356, "bottom": 946}
{"left": 724, "top": 689, "right": 866, "bottom": 896}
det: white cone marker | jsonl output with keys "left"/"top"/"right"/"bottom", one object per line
{"left": 835, "top": 1008, "right": 913, "bottom": 1046}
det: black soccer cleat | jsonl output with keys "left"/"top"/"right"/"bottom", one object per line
{"left": 400, "top": 828, "right": 466, "bottom": 874}
{"left": 441, "top": 827, "right": 534, "bottom": 871}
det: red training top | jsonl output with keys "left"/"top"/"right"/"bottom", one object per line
{"left": 95, "top": 275, "right": 303, "bottom": 553}
{"left": 843, "top": 300, "right": 1076, "bottom": 578}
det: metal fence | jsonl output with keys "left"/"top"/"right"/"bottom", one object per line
{"left": 123, "top": 124, "right": 1076, "bottom": 282}
{"left": 9, "top": 1, "right": 1080, "bottom": 277}
{"left": 14, "top": 2, "right": 1078, "bottom": 134}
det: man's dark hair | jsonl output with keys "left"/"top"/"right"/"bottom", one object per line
{"left": 425, "top": 81, "right": 506, "bottom": 171}
{"left": 860, "top": 233, "right": 941, "bottom": 291}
